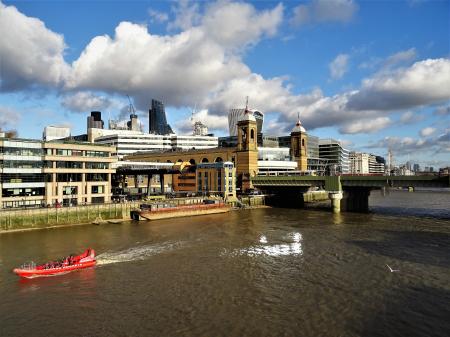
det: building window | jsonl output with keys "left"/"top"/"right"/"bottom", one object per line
{"left": 63, "top": 186, "right": 78, "bottom": 195}
{"left": 91, "top": 185, "right": 104, "bottom": 194}
{"left": 57, "top": 173, "right": 82, "bottom": 182}
{"left": 197, "top": 173, "right": 202, "bottom": 192}
{"left": 85, "top": 151, "right": 109, "bottom": 157}
{"left": 87, "top": 173, "right": 107, "bottom": 181}
{"left": 56, "top": 161, "right": 82, "bottom": 169}
{"left": 85, "top": 162, "right": 109, "bottom": 169}
{"left": 91, "top": 197, "right": 104, "bottom": 204}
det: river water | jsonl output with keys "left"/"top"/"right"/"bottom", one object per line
{"left": 1, "top": 190, "right": 449, "bottom": 337}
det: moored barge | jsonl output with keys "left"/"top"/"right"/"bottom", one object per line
{"left": 131, "top": 200, "right": 230, "bottom": 221}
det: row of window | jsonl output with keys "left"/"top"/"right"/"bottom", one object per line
{"left": 1, "top": 173, "right": 109, "bottom": 183}
{"left": 0, "top": 147, "right": 110, "bottom": 157}
{"left": 0, "top": 161, "right": 110, "bottom": 169}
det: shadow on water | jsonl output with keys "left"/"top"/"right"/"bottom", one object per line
{"left": 361, "top": 285, "right": 450, "bottom": 337}
{"left": 349, "top": 230, "right": 450, "bottom": 268}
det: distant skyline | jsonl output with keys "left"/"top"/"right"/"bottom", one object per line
{"left": 0, "top": 0, "right": 449, "bottom": 168}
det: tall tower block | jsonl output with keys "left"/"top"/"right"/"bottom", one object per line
{"left": 290, "top": 116, "right": 308, "bottom": 171}
{"left": 235, "top": 109, "right": 258, "bottom": 191}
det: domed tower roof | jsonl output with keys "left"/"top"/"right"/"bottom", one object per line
{"left": 238, "top": 107, "right": 256, "bottom": 122}
{"left": 291, "top": 113, "right": 306, "bottom": 133}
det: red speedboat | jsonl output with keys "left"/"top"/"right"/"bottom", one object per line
{"left": 13, "top": 249, "right": 96, "bottom": 278}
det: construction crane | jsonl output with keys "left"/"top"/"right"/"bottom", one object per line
{"left": 127, "top": 94, "right": 136, "bottom": 117}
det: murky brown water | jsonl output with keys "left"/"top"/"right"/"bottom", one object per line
{"left": 1, "top": 190, "right": 449, "bottom": 336}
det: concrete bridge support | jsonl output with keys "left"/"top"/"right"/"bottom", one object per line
{"left": 342, "top": 187, "right": 371, "bottom": 212}
{"left": 328, "top": 192, "right": 343, "bottom": 213}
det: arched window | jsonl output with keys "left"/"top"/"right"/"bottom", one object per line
{"left": 215, "top": 157, "right": 223, "bottom": 163}
{"left": 176, "top": 159, "right": 183, "bottom": 163}
{"left": 201, "top": 158, "right": 209, "bottom": 163}
{"left": 250, "top": 129, "right": 255, "bottom": 140}
{"left": 167, "top": 160, "right": 172, "bottom": 163}
{"left": 302, "top": 139, "right": 305, "bottom": 147}
{"left": 189, "top": 159, "right": 196, "bottom": 165}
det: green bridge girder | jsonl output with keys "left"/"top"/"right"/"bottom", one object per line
{"left": 252, "top": 175, "right": 450, "bottom": 191}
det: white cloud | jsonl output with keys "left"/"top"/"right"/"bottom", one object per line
{"left": 0, "top": 2, "right": 69, "bottom": 91}
{"left": 383, "top": 48, "right": 417, "bottom": 68}
{"left": 167, "top": 0, "right": 201, "bottom": 31}
{"left": 291, "top": 0, "right": 358, "bottom": 26}
{"left": 201, "top": 1, "right": 283, "bottom": 49}
{"left": 399, "top": 110, "right": 423, "bottom": 124}
{"left": 420, "top": 127, "right": 436, "bottom": 137}
{"left": 347, "top": 58, "right": 450, "bottom": 111}
{"left": 329, "top": 54, "right": 349, "bottom": 80}
{"left": 2, "top": 1, "right": 450, "bottom": 139}
{"left": 339, "top": 117, "right": 391, "bottom": 134}
{"left": 61, "top": 91, "right": 115, "bottom": 113}
{"left": 148, "top": 9, "right": 168, "bottom": 23}
{"left": 175, "top": 109, "right": 228, "bottom": 134}
{"left": 434, "top": 105, "right": 450, "bottom": 116}
{"left": 0, "top": 106, "right": 21, "bottom": 129}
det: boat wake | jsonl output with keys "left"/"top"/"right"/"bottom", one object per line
{"left": 96, "top": 241, "right": 183, "bottom": 266}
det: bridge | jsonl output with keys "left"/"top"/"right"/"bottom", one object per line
{"left": 251, "top": 175, "right": 450, "bottom": 213}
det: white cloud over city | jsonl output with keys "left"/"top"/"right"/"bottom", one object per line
{"left": 1, "top": 0, "right": 450, "bottom": 161}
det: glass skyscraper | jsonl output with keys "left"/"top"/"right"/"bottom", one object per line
{"left": 149, "top": 99, "right": 173, "bottom": 135}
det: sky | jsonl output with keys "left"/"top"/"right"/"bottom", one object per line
{"left": 0, "top": 0, "right": 449, "bottom": 169}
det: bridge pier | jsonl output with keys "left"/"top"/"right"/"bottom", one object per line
{"left": 342, "top": 187, "right": 371, "bottom": 212}
{"left": 328, "top": 192, "right": 343, "bottom": 213}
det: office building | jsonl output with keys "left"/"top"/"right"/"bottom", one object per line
{"left": 257, "top": 147, "right": 297, "bottom": 172}
{"left": 87, "top": 111, "right": 104, "bottom": 130}
{"left": 368, "top": 155, "right": 385, "bottom": 174}
{"left": 319, "top": 139, "right": 350, "bottom": 174}
{"left": 92, "top": 129, "right": 218, "bottom": 159}
{"left": 149, "top": 99, "right": 173, "bottom": 135}
{"left": 0, "top": 137, "right": 116, "bottom": 208}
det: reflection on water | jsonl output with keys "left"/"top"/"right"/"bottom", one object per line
{"left": 0, "top": 190, "right": 449, "bottom": 337}
{"left": 226, "top": 232, "right": 303, "bottom": 257}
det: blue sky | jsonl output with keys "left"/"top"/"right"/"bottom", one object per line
{"left": 0, "top": 0, "right": 449, "bottom": 168}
